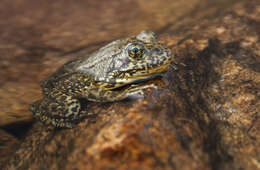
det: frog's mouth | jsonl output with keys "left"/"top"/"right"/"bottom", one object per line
{"left": 104, "top": 61, "right": 170, "bottom": 90}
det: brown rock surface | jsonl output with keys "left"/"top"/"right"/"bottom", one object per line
{"left": 0, "top": 130, "right": 19, "bottom": 164}
{"left": 1, "top": 0, "right": 259, "bottom": 169}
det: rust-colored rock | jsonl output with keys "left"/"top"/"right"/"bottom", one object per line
{"left": 1, "top": 0, "right": 259, "bottom": 170}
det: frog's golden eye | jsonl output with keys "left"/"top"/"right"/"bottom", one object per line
{"left": 128, "top": 46, "right": 143, "bottom": 58}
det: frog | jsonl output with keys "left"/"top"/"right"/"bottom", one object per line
{"left": 30, "top": 30, "right": 173, "bottom": 128}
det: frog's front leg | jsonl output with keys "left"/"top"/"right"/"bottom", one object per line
{"left": 30, "top": 93, "right": 84, "bottom": 128}
{"left": 88, "top": 84, "right": 157, "bottom": 102}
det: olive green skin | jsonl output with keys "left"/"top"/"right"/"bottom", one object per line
{"left": 30, "top": 31, "right": 172, "bottom": 128}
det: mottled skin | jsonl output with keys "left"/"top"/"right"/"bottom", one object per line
{"left": 30, "top": 31, "right": 172, "bottom": 128}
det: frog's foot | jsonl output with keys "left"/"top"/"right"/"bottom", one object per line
{"left": 33, "top": 111, "right": 90, "bottom": 128}
{"left": 30, "top": 96, "right": 88, "bottom": 128}
{"left": 47, "top": 110, "right": 96, "bottom": 128}
{"left": 30, "top": 101, "right": 74, "bottom": 128}
{"left": 37, "top": 114, "right": 77, "bottom": 128}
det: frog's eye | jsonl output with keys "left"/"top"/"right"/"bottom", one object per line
{"left": 128, "top": 45, "right": 143, "bottom": 58}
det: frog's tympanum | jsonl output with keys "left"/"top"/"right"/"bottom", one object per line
{"left": 30, "top": 31, "right": 172, "bottom": 128}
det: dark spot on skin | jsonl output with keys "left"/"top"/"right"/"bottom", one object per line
{"left": 71, "top": 106, "right": 79, "bottom": 112}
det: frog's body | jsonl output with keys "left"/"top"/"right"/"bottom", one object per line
{"left": 30, "top": 31, "right": 172, "bottom": 128}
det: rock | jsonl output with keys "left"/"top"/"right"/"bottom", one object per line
{"left": 0, "top": 129, "right": 19, "bottom": 165}
{"left": 1, "top": 0, "right": 259, "bottom": 169}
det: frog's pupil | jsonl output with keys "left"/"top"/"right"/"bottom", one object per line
{"left": 133, "top": 48, "right": 139, "bottom": 54}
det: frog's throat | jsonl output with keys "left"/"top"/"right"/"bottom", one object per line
{"left": 100, "top": 62, "right": 170, "bottom": 90}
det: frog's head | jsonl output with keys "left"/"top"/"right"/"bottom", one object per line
{"left": 107, "top": 30, "right": 172, "bottom": 86}
{"left": 77, "top": 30, "right": 172, "bottom": 88}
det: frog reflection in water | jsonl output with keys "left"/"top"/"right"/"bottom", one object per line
{"left": 30, "top": 31, "right": 172, "bottom": 128}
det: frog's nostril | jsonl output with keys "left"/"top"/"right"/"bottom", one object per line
{"left": 151, "top": 48, "right": 162, "bottom": 55}
{"left": 155, "top": 48, "right": 161, "bottom": 52}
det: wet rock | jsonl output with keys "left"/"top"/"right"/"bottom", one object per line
{"left": 0, "top": 130, "right": 19, "bottom": 165}
{"left": 1, "top": 0, "right": 259, "bottom": 169}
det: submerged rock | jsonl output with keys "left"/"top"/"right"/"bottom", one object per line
{"left": 0, "top": 0, "right": 259, "bottom": 169}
